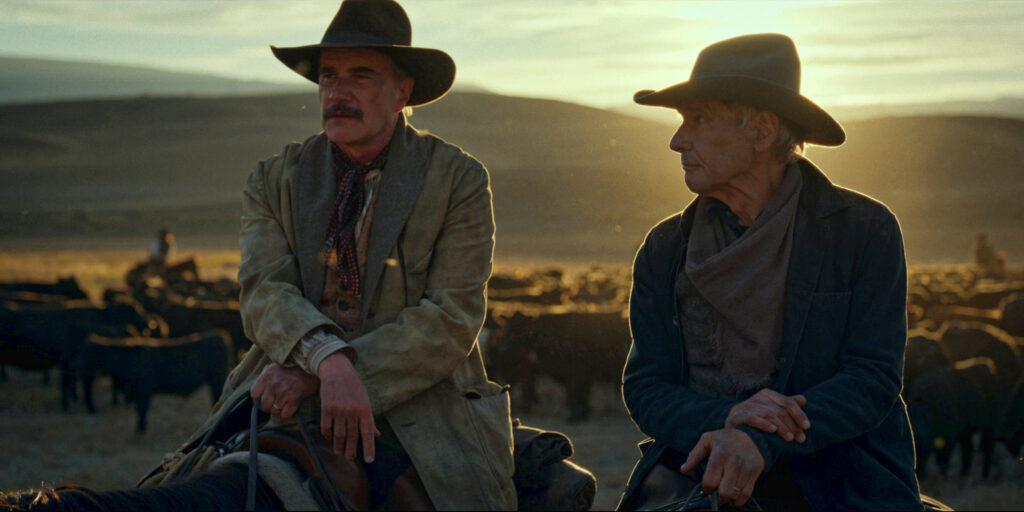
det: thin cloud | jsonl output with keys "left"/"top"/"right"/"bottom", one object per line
{"left": 0, "top": 0, "right": 1020, "bottom": 110}
{"left": 1, "top": 0, "right": 325, "bottom": 37}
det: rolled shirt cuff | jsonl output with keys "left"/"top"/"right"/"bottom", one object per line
{"left": 287, "top": 329, "right": 356, "bottom": 376}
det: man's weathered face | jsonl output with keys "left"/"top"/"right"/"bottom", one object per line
{"left": 318, "top": 48, "right": 413, "bottom": 155}
{"left": 669, "top": 100, "right": 758, "bottom": 196}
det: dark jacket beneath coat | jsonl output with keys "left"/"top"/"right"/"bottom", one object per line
{"left": 619, "top": 159, "right": 923, "bottom": 511}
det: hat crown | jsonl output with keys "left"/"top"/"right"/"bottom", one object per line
{"left": 691, "top": 33, "right": 800, "bottom": 93}
{"left": 321, "top": 0, "right": 412, "bottom": 47}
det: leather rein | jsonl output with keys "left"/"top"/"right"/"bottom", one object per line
{"left": 246, "top": 397, "right": 353, "bottom": 511}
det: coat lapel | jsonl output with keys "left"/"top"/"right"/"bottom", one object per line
{"left": 291, "top": 133, "right": 336, "bottom": 303}
{"left": 774, "top": 209, "right": 826, "bottom": 390}
{"left": 774, "top": 160, "right": 844, "bottom": 390}
{"left": 361, "top": 116, "right": 429, "bottom": 320}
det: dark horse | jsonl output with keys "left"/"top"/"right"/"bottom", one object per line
{"left": 0, "top": 461, "right": 281, "bottom": 511}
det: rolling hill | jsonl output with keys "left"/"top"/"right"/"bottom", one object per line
{"left": 0, "top": 90, "right": 1021, "bottom": 264}
{"left": 0, "top": 55, "right": 306, "bottom": 105}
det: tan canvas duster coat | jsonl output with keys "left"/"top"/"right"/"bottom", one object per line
{"left": 141, "top": 116, "right": 517, "bottom": 510}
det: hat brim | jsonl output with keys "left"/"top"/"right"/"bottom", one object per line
{"left": 271, "top": 43, "right": 455, "bottom": 107}
{"left": 634, "top": 76, "right": 845, "bottom": 146}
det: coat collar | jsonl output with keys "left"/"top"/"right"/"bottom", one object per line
{"left": 796, "top": 158, "right": 848, "bottom": 219}
{"left": 293, "top": 133, "right": 336, "bottom": 305}
{"left": 291, "top": 114, "right": 428, "bottom": 319}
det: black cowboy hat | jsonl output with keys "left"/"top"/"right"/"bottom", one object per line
{"left": 634, "top": 33, "right": 845, "bottom": 146}
{"left": 271, "top": 0, "right": 455, "bottom": 106}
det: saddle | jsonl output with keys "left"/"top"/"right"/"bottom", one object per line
{"left": 238, "top": 419, "right": 433, "bottom": 511}
{"left": 162, "top": 394, "right": 595, "bottom": 511}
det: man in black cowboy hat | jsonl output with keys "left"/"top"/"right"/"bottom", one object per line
{"left": 139, "top": 1, "right": 516, "bottom": 509}
{"left": 618, "top": 34, "right": 923, "bottom": 510}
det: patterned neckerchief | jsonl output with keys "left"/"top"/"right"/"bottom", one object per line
{"left": 323, "top": 141, "right": 390, "bottom": 297}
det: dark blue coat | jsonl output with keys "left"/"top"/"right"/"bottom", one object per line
{"left": 619, "top": 160, "right": 923, "bottom": 510}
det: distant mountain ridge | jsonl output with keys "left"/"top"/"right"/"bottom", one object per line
{"left": 0, "top": 55, "right": 492, "bottom": 105}
{"left": 0, "top": 55, "right": 309, "bottom": 104}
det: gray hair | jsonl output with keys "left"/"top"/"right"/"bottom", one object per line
{"left": 724, "top": 101, "right": 805, "bottom": 163}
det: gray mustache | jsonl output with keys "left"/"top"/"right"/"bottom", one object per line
{"left": 322, "top": 104, "right": 363, "bottom": 121}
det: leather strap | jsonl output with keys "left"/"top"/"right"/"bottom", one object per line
{"left": 295, "top": 410, "right": 356, "bottom": 510}
{"left": 246, "top": 398, "right": 260, "bottom": 511}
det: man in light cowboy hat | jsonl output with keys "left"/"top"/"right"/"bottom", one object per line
{"left": 138, "top": 0, "right": 516, "bottom": 509}
{"left": 618, "top": 34, "right": 922, "bottom": 510}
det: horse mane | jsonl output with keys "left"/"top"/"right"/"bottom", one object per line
{"left": 0, "top": 462, "right": 281, "bottom": 511}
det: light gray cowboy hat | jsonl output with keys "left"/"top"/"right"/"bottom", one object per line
{"left": 271, "top": 0, "right": 455, "bottom": 107}
{"left": 634, "top": 33, "right": 845, "bottom": 146}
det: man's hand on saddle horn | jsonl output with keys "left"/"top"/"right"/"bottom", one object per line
{"left": 317, "top": 352, "right": 381, "bottom": 463}
{"left": 680, "top": 428, "right": 764, "bottom": 507}
{"left": 251, "top": 363, "right": 319, "bottom": 419}
{"left": 725, "top": 388, "right": 810, "bottom": 443}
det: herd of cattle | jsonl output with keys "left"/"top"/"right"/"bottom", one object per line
{"left": 903, "top": 266, "right": 1024, "bottom": 480}
{"left": 0, "top": 275, "right": 243, "bottom": 433}
{"left": 2, "top": 263, "right": 1023, "bottom": 482}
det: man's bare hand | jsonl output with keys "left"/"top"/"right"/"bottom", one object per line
{"left": 318, "top": 352, "right": 379, "bottom": 463}
{"left": 725, "top": 389, "right": 809, "bottom": 443}
{"left": 251, "top": 363, "right": 319, "bottom": 419}
{"left": 680, "top": 428, "right": 764, "bottom": 507}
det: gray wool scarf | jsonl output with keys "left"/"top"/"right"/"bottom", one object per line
{"left": 683, "top": 162, "right": 803, "bottom": 398}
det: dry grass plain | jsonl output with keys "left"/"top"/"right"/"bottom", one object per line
{"left": 1, "top": 249, "right": 1022, "bottom": 510}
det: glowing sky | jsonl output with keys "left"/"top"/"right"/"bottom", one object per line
{"left": 1, "top": 0, "right": 1021, "bottom": 109}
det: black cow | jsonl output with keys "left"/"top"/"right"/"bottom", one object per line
{"left": 940, "top": 322, "right": 1022, "bottom": 390}
{"left": 1000, "top": 292, "right": 1024, "bottom": 337}
{"left": 0, "top": 277, "right": 88, "bottom": 301}
{"left": 903, "top": 331, "right": 951, "bottom": 394}
{"left": 152, "top": 298, "right": 250, "bottom": 362}
{"left": 906, "top": 357, "right": 1002, "bottom": 479}
{"left": 73, "top": 329, "right": 231, "bottom": 433}
{"left": 100, "top": 292, "right": 169, "bottom": 339}
{"left": 0, "top": 299, "right": 152, "bottom": 411}
{"left": 487, "top": 307, "right": 630, "bottom": 422}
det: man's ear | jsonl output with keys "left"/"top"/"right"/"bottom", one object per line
{"left": 750, "top": 111, "right": 780, "bottom": 152}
